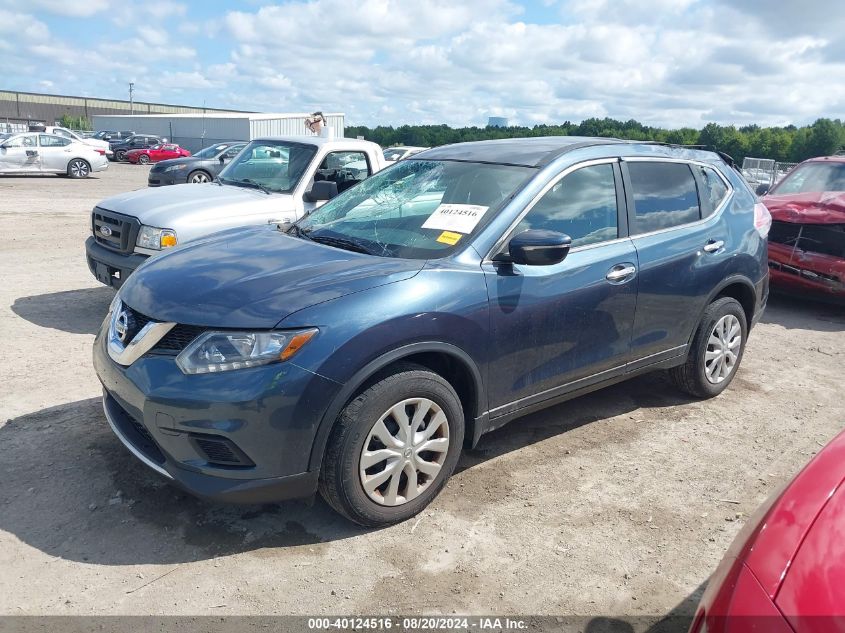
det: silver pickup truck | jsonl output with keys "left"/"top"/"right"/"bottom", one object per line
{"left": 86, "top": 135, "right": 385, "bottom": 288}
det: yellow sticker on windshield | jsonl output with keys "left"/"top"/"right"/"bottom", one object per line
{"left": 436, "top": 231, "right": 462, "bottom": 245}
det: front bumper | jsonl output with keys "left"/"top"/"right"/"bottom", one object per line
{"left": 148, "top": 170, "right": 184, "bottom": 187}
{"left": 93, "top": 322, "right": 339, "bottom": 504}
{"left": 85, "top": 236, "right": 148, "bottom": 289}
{"left": 768, "top": 242, "right": 845, "bottom": 299}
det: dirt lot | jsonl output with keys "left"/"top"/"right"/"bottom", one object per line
{"left": 0, "top": 164, "right": 843, "bottom": 623}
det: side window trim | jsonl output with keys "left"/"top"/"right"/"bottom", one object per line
{"left": 485, "top": 157, "right": 625, "bottom": 261}
{"left": 620, "top": 157, "right": 734, "bottom": 238}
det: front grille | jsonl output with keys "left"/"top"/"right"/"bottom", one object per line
{"left": 191, "top": 434, "right": 254, "bottom": 467}
{"left": 122, "top": 303, "right": 205, "bottom": 355}
{"left": 92, "top": 207, "right": 141, "bottom": 253}
{"left": 769, "top": 221, "right": 845, "bottom": 259}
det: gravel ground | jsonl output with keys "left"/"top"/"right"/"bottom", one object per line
{"left": 0, "top": 164, "right": 843, "bottom": 624}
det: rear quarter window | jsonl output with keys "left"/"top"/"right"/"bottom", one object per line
{"left": 693, "top": 164, "right": 730, "bottom": 218}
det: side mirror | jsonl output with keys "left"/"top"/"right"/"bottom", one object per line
{"left": 755, "top": 183, "right": 770, "bottom": 196}
{"left": 304, "top": 180, "right": 338, "bottom": 202}
{"left": 496, "top": 229, "right": 572, "bottom": 266}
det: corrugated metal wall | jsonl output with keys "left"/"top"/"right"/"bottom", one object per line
{"left": 249, "top": 114, "right": 344, "bottom": 139}
{"left": 92, "top": 114, "right": 346, "bottom": 153}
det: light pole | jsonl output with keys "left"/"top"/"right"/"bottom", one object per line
{"left": 129, "top": 82, "right": 135, "bottom": 115}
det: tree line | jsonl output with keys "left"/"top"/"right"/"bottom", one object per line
{"left": 347, "top": 117, "right": 845, "bottom": 164}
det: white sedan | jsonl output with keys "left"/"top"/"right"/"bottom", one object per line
{"left": 0, "top": 132, "right": 109, "bottom": 177}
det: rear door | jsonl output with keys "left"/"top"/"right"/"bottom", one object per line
{"left": 483, "top": 159, "right": 639, "bottom": 416}
{"left": 38, "top": 134, "right": 74, "bottom": 172}
{"left": 622, "top": 159, "right": 733, "bottom": 368}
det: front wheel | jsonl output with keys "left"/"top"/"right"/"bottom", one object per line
{"left": 138, "top": 154, "right": 150, "bottom": 165}
{"left": 669, "top": 297, "right": 748, "bottom": 398}
{"left": 115, "top": 150, "right": 126, "bottom": 161}
{"left": 319, "top": 363, "right": 465, "bottom": 527}
{"left": 67, "top": 159, "right": 91, "bottom": 178}
{"left": 188, "top": 170, "right": 211, "bottom": 183}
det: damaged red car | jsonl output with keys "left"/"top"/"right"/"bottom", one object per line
{"left": 759, "top": 156, "right": 845, "bottom": 300}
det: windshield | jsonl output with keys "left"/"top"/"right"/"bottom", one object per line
{"left": 194, "top": 144, "right": 230, "bottom": 159}
{"left": 218, "top": 140, "right": 317, "bottom": 194}
{"left": 295, "top": 159, "right": 533, "bottom": 259}
{"left": 772, "top": 162, "right": 845, "bottom": 194}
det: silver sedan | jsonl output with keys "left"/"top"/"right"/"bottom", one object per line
{"left": 0, "top": 132, "right": 109, "bottom": 177}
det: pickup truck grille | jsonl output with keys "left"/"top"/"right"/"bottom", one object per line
{"left": 123, "top": 305, "right": 207, "bottom": 354}
{"left": 92, "top": 207, "right": 141, "bottom": 254}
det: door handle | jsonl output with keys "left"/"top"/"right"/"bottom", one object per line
{"left": 703, "top": 240, "right": 725, "bottom": 253}
{"left": 606, "top": 264, "right": 637, "bottom": 282}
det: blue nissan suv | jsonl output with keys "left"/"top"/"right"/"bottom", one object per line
{"left": 93, "top": 136, "right": 771, "bottom": 526}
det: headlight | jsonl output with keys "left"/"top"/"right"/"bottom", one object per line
{"left": 136, "top": 225, "right": 177, "bottom": 250}
{"left": 176, "top": 328, "right": 318, "bottom": 374}
{"left": 164, "top": 164, "right": 187, "bottom": 172}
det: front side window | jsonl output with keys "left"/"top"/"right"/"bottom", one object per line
{"left": 771, "top": 162, "right": 845, "bottom": 194}
{"left": 218, "top": 140, "right": 317, "bottom": 194}
{"left": 4, "top": 135, "right": 36, "bottom": 147}
{"left": 514, "top": 163, "right": 619, "bottom": 248}
{"left": 693, "top": 164, "right": 729, "bottom": 218}
{"left": 628, "top": 162, "right": 701, "bottom": 234}
{"left": 295, "top": 159, "right": 533, "bottom": 259}
{"left": 39, "top": 134, "right": 71, "bottom": 147}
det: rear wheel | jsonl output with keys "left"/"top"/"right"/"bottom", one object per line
{"left": 67, "top": 159, "right": 91, "bottom": 178}
{"left": 115, "top": 150, "right": 126, "bottom": 161}
{"left": 138, "top": 154, "right": 150, "bottom": 165}
{"left": 319, "top": 363, "right": 464, "bottom": 527}
{"left": 669, "top": 297, "right": 747, "bottom": 398}
{"left": 188, "top": 170, "right": 211, "bottom": 183}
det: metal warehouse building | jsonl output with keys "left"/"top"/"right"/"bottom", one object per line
{"left": 91, "top": 112, "right": 346, "bottom": 153}
{"left": 0, "top": 90, "right": 246, "bottom": 133}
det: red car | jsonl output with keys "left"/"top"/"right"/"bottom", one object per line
{"left": 761, "top": 156, "right": 845, "bottom": 300}
{"left": 126, "top": 143, "right": 191, "bottom": 165}
{"left": 690, "top": 428, "right": 845, "bottom": 633}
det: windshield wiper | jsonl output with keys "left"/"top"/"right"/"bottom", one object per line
{"left": 285, "top": 224, "right": 313, "bottom": 240}
{"left": 237, "top": 178, "right": 272, "bottom": 195}
{"left": 309, "top": 234, "right": 379, "bottom": 255}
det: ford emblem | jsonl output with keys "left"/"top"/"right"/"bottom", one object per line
{"left": 100, "top": 225, "right": 113, "bottom": 237}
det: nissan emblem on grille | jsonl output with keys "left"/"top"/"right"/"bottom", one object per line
{"left": 115, "top": 309, "right": 131, "bottom": 343}
{"left": 100, "top": 225, "right": 112, "bottom": 237}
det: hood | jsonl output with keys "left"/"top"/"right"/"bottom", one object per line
{"left": 96, "top": 182, "right": 287, "bottom": 228}
{"left": 763, "top": 191, "right": 845, "bottom": 224}
{"left": 118, "top": 225, "right": 425, "bottom": 328}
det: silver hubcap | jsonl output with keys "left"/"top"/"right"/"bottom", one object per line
{"left": 140, "top": 156, "right": 149, "bottom": 164}
{"left": 359, "top": 398, "right": 450, "bottom": 507}
{"left": 705, "top": 314, "right": 742, "bottom": 384}
{"left": 190, "top": 172, "right": 209, "bottom": 183}
{"left": 70, "top": 160, "right": 88, "bottom": 177}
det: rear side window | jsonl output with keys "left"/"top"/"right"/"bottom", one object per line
{"left": 515, "top": 163, "right": 619, "bottom": 247}
{"left": 694, "top": 165, "right": 729, "bottom": 218}
{"left": 628, "top": 162, "right": 701, "bottom": 234}
{"left": 40, "top": 135, "right": 71, "bottom": 147}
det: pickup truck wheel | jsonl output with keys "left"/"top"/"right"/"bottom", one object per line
{"left": 319, "top": 363, "right": 464, "bottom": 527}
{"left": 669, "top": 297, "right": 747, "bottom": 399}
{"left": 188, "top": 170, "right": 211, "bottom": 183}
{"left": 138, "top": 154, "right": 150, "bottom": 165}
{"left": 67, "top": 159, "right": 91, "bottom": 178}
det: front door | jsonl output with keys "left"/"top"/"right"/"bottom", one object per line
{"left": 483, "top": 160, "right": 638, "bottom": 417}
{"left": 0, "top": 134, "right": 40, "bottom": 172}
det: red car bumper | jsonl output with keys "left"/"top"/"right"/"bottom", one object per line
{"left": 768, "top": 242, "right": 845, "bottom": 298}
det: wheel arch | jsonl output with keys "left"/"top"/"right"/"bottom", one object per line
{"left": 307, "top": 342, "right": 486, "bottom": 473}
{"left": 689, "top": 275, "right": 757, "bottom": 346}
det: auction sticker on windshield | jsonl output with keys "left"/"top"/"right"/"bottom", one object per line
{"left": 421, "top": 204, "right": 489, "bottom": 234}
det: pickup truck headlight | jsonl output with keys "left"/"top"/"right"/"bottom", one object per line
{"left": 176, "top": 329, "right": 318, "bottom": 374}
{"left": 136, "top": 225, "right": 177, "bottom": 250}
{"left": 163, "top": 164, "right": 187, "bottom": 172}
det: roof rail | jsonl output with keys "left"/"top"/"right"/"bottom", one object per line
{"left": 635, "top": 140, "right": 738, "bottom": 169}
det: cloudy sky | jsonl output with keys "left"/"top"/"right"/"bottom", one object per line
{"left": 1, "top": 0, "right": 843, "bottom": 128}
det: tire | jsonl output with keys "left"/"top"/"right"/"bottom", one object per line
{"left": 319, "top": 363, "right": 465, "bottom": 527}
{"left": 669, "top": 297, "right": 748, "bottom": 398}
{"left": 188, "top": 170, "right": 211, "bottom": 184}
{"left": 115, "top": 150, "right": 126, "bottom": 162}
{"left": 67, "top": 159, "right": 91, "bottom": 179}
{"left": 138, "top": 154, "right": 150, "bottom": 165}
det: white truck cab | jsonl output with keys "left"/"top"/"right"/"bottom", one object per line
{"left": 85, "top": 135, "right": 386, "bottom": 288}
